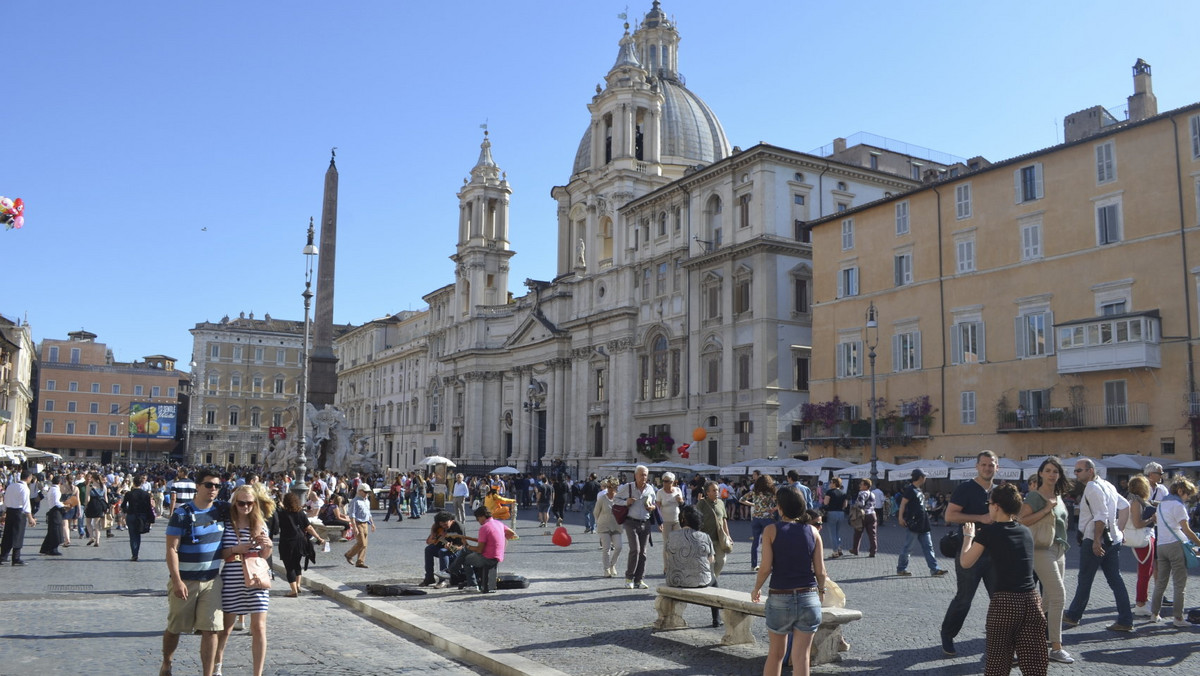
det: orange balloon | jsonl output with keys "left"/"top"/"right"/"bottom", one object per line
{"left": 692, "top": 427, "right": 707, "bottom": 442}
{"left": 552, "top": 526, "right": 572, "bottom": 547}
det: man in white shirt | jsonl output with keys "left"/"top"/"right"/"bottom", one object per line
{"left": 452, "top": 473, "right": 470, "bottom": 523}
{"left": 1144, "top": 462, "right": 1169, "bottom": 501}
{"left": 1063, "top": 458, "right": 1134, "bottom": 632}
{"left": 872, "top": 484, "right": 887, "bottom": 525}
{"left": 1, "top": 469, "right": 37, "bottom": 565}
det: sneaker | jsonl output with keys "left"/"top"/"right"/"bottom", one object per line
{"left": 1134, "top": 604, "right": 1151, "bottom": 616}
{"left": 434, "top": 581, "right": 450, "bottom": 589}
{"left": 1061, "top": 615, "right": 1079, "bottom": 627}
{"left": 626, "top": 579, "right": 635, "bottom": 589}
{"left": 1173, "top": 618, "right": 1190, "bottom": 628}
{"left": 1105, "top": 622, "right": 1134, "bottom": 633}
{"left": 1149, "top": 614, "right": 1162, "bottom": 623}
{"left": 896, "top": 570, "right": 913, "bottom": 577}
{"left": 940, "top": 634, "right": 956, "bottom": 656}
{"left": 1049, "top": 648, "right": 1074, "bottom": 664}
{"left": 433, "top": 570, "right": 449, "bottom": 581}
{"left": 636, "top": 581, "right": 649, "bottom": 589}
{"left": 931, "top": 569, "right": 949, "bottom": 577}
{"left": 213, "top": 663, "right": 222, "bottom": 676}
{"left": 418, "top": 578, "right": 436, "bottom": 587}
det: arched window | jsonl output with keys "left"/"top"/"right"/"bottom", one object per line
{"left": 652, "top": 336, "right": 669, "bottom": 399}
{"left": 705, "top": 195, "right": 723, "bottom": 248}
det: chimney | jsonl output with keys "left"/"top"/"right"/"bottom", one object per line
{"left": 1128, "top": 58, "right": 1157, "bottom": 122}
{"left": 832, "top": 137, "right": 847, "bottom": 154}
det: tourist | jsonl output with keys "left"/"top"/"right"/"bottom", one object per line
{"left": 848, "top": 478, "right": 877, "bottom": 557}
{"left": 741, "top": 474, "right": 778, "bottom": 571}
{"left": 594, "top": 478, "right": 624, "bottom": 578}
{"left": 121, "top": 474, "right": 155, "bottom": 561}
{"left": 1126, "top": 474, "right": 1157, "bottom": 618}
{"left": 896, "top": 469, "right": 947, "bottom": 577}
{"left": 277, "top": 491, "right": 325, "bottom": 598}
{"left": 621, "top": 465, "right": 658, "bottom": 589}
{"left": 343, "top": 484, "right": 376, "bottom": 568}
{"left": 940, "top": 450, "right": 998, "bottom": 656}
{"left": 664, "top": 505, "right": 713, "bottom": 589}
{"left": 821, "top": 477, "right": 847, "bottom": 558}
{"left": 213, "top": 484, "right": 275, "bottom": 676}
{"left": 657, "top": 472, "right": 685, "bottom": 564}
{"left": 1149, "top": 477, "right": 1200, "bottom": 626}
{"left": 1063, "top": 457, "right": 1134, "bottom": 632}
{"left": 1018, "top": 457, "right": 1072, "bottom": 664}
{"left": 1, "top": 469, "right": 36, "bottom": 565}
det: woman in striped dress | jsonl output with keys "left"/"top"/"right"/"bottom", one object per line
{"left": 214, "top": 484, "right": 275, "bottom": 676}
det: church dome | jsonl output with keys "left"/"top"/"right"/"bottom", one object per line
{"left": 572, "top": 78, "right": 730, "bottom": 176}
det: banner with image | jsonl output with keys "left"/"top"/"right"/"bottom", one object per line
{"left": 129, "top": 402, "right": 177, "bottom": 439}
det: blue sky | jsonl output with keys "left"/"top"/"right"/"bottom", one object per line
{"left": 5, "top": 0, "right": 1198, "bottom": 364}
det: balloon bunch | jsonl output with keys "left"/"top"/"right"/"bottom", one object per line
{"left": 0, "top": 196, "right": 24, "bottom": 230}
{"left": 676, "top": 443, "right": 691, "bottom": 459}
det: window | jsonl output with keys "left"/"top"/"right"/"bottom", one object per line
{"left": 1100, "top": 300, "right": 1126, "bottom": 316}
{"left": 657, "top": 212, "right": 667, "bottom": 237}
{"left": 674, "top": 206, "right": 682, "bottom": 232}
{"left": 43, "top": 420, "right": 52, "bottom": 434}
{"left": 276, "top": 348, "right": 286, "bottom": 365}
{"left": 69, "top": 381, "right": 78, "bottom": 392}
{"left": 89, "top": 402, "right": 98, "bottom": 413}
{"left": 737, "top": 350, "right": 752, "bottom": 390}
{"left": 275, "top": 377, "right": 285, "bottom": 394}
{"left": 702, "top": 345, "right": 721, "bottom": 394}
{"left": 91, "top": 382, "right": 100, "bottom": 393}
{"left": 45, "top": 400, "right": 54, "bottom": 411}
{"left": 733, "top": 278, "right": 751, "bottom": 315}
{"left": 793, "top": 194, "right": 806, "bottom": 205}
{"left": 229, "top": 409, "right": 240, "bottom": 426}
{"left": 109, "top": 423, "right": 118, "bottom": 436}
{"left": 738, "top": 193, "right": 751, "bottom": 228}
{"left": 892, "top": 330, "right": 921, "bottom": 371}
{"left": 272, "top": 412, "right": 283, "bottom": 427}
{"left": 794, "top": 220, "right": 810, "bottom": 242}
{"left": 66, "top": 421, "right": 76, "bottom": 435}
{"left": 869, "top": 154, "right": 879, "bottom": 170}
{"left": 152, "top": 385, "right": 160, "bottom": 397}
{"left": 956, "top": 236, "right": 975, "bottom": 273}
{"left": 1014, "top": 163, "right": 1044, "bottom": 203}
{"left": 206, "top": 409, "right": 216, "bottom": 425}
{"left": 230, "top": 374, "right": 241, "bottom": 391}
{"left": 250, "top": 409, "right": 261, "bottom": 427}
{"left": 1097, "top": 199, "right": 1122, "bottom": 245}
{"left": 641, "top": 268, "right": 651, "bottom": 300}
{"left": 1191, "top": 114, "right": 1200, "bottom": 159}
{"left": 1015, "top": 310, "right": 1054, "bottom": 358}
{"left": 252, "top": 375, "right": 263, "bottom": 391}
{"left": 46, "top": 380, "right": 56, "bottom": 391}
{"left": 652, "top": 337, "right": 669, "bottom": 399}
{"left": 837, "top": 203, "right": 848, "bottom": 213}
{"left": 1021, "top": 219, "right": 1042, "bottom": 260}
{"left": 955, "top": 184, "right": 972, "bottom": 219}
{"left": 233, "top": 346, "right": 243, "bottom": 361}
{"left": 1162, "top": 438, "right": 1176, "bottom": 456}
{"left": 595, "top": 369, "right": 606, "bottom": 402}
{"left": 703, "top": 275, "right": 722, "bottom": 321}
{"left": 48, "top": 346, "right": 59, "bottom": 361}
{"left": 207, "top": 374, "right": 219, "bottom": 394}
{"left": 836, "top": 340, "right": 862, "bottom": 378}
{"left": 111, "top": 384, "right": 120, "bottom": 394}
{"left": 894, "top": 252, "right": 913, "bottom": 286}
{"left": 254, "top": 347, "right": 264, "bottom": 363}
{"left": 134, "top": 385, "right": 143, "bottom": 396}
{"left": 841, "top": 218, "right": 854, "bottom": 250}
{"left": 895, "top": 201, "right": 909, "bottom": 235}
{"left": 656, "top": 262, "right": 667, "bottom": 296}
{"left": 950, "top": 321, "right": 986, "bottom": 364}
{"left": 210, "top": 343, "right": 220, "bottom": 359}
{"left": 1096, "top": 142, "right": 1116, "bottom": 184}
{"left": 961, "top": 391, "right": 977, "bottom": 425}
{"left": 838, "top": 266, "right": 859, "bottom": 298}
{"left": 737, "top": 412, "right": 752, "bottom": 445}
{"left": 794, "top": 278, "right": 810, "bottom": 313}
{"left": 70, "top": 347, "right": 81, "bottom": 364}
{"left": 88, "top": 422, "right": 98, "bottom": 436}
{"left": 795, "top": 357, "right": 810, "bottom": 391}
{"left": 68, "top": 401, "right": 77, "bottom": 412}
{"left": 110, "top": 403, "right": 119, "bottom": 414}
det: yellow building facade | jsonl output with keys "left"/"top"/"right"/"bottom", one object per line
{"left": 809, "top": 100, "right": 1200, "bottom": 465}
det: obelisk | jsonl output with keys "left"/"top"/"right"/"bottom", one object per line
{"left": 308, "top": 149, "right": 339, "bottom": 411}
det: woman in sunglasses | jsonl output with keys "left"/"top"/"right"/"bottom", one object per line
{"left": 213, "top": 484, "right": 275, "bottom": 676}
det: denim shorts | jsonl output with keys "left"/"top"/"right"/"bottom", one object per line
{"left": 764, "top": 590, "right": 822, "bottom": 634}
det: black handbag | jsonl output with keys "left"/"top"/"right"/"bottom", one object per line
{"left": 939, "top": 530, "right": 963, "bottom": 558}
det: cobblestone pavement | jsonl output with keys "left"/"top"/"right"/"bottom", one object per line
{"left": 4, "top": 507, "right": 1198, "bottom": 675}
{"left": 0, "top": 524, "right": 486, "bottom": 676}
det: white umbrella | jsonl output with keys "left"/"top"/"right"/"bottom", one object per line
{"left": 5, "top": 446, "right": 61, "bottom": 460}
{"left": 948, "top": 457, "right": 1024, "bottom": 480}
{"left": 646, "top": 461, "right": 720, "bottom": 474}
{"left": 886, "top": 459, "right": 952, "bottom": 480}
{"left": 835, "top": 461, "right": 900, "bottom": 480}
{"left": 490, "top": 466, "right": 520, "bottom": 475}
{"left": 421, "top": 455, "right": 456, "bottom": 467}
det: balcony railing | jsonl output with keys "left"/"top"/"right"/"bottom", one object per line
{"left": 998, "top": 404, "right": 1150, "bottom": 432}
{"left": 801, "top": 420, "right": 930, "bottom": 445}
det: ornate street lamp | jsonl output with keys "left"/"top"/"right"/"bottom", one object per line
{"left": 866, "top": 302, "right": 880, "bottom": 484}
{"left": 292, "top": 219, "right": 319, "bottom": 500}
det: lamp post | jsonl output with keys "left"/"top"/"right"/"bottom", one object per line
{"left": 866, "top": 302, "right": 880, "bottom": 484}
{"left": 292, "top": 218, "right": 319, "bottom": 501}
{"left": 184, "top": 359, "right": 197, "bottom": 464}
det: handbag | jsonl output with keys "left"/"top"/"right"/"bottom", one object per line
{"left": 1024, "top": 493, "right": 1057, "bottom": 550}
{"left": 236, "top": 528, "right": 273, "bottom": 589}
{"left": 1159, "top": 503, "right": 1200, "bottom": 569}
{"left": 821, "top": 577, "right": 847, "bottom": 608}
{"left": 939, "top": 530, "right": 963, "bottom": 558}
{"left": 611, "top": 484, "right": 632, "bottom": 525}
{"left": 63, "top": 494, "right": 80, "bottom": 509}
{"left": 720, "top": 530, "right": 734, "bottom": 554}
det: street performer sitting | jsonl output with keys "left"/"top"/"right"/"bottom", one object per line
{"left": 420, "top": 512, "right": 464, "bottom": 588}
{"left": 446, "top": 506, "right": 519, "bottom": 592}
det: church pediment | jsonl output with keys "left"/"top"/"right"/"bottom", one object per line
{"left": 504, "top": 309, "right": 568, "bottom": 349}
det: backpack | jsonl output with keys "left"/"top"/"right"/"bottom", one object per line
{"left": 848, "top": 503, "right": 866, "bottom": 530}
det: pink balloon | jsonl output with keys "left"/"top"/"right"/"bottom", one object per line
{"left": 13, "top": 215, "right": 23, "bottom": 229}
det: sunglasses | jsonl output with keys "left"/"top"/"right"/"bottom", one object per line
{"left": 236, "top": 500, "right": 255, "bottom": 507}
{"left": 201, "top": 481, "right": 222, "bottom": 489}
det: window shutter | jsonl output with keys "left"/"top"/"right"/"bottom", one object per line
{"left": 1014, "top": 316, "right": 1026, "bottom": 358}
{"left": 978, "top": 321, "right": 987, "bottom": 362}
{"left": 1045, "top": 311, "right": 1055, "bottom": 356}
{"left": 892, "top": 334, "right": 901, "bottom": 373}
{"left": 913, "top": 331, "right": 922, "bottom": 370}
{"left": 836, "top": 345, "right": 846, "bottom": 378}
{"left": 950, "top": 325, "right": 962, "bottom": 365}
{"left": 1014, "top": 169, "right": 1022, "bottom": 204}
{"left": 837, "top": 270, "right": 845, "bottom": 298}
{"left": 1192, "top": 115, "right": 1200, "bottom": 158}
{"left": 894, "top": 257, "right": 903, "bottom": 287}
{"left": 1034, "top": 163, "right": 1044, "bottom": 199}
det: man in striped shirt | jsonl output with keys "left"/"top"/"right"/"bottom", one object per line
{"left": 161, "top": 468, "right": 227, "bottom": 676}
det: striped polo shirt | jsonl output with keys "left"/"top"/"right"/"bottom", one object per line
{"left": 166, "top": 501, "right": 226, "bottom": 581}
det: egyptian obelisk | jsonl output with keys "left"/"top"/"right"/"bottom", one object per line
{"left": 308, "top": 149, "right": 339, "bottom": 412}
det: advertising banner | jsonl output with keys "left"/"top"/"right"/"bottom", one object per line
{"left": 129, "top": 403, "right": 177, "bottom": 439}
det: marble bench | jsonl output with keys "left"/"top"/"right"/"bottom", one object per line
{"left": 653, "top": 585, "right": 862, "bottom": 665}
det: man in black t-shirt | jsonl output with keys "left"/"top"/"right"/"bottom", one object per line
{"left": 939, "top": 450, "right": 998, "bottom": 657}
{"left": 581, "top": 474, "right": 602, "bottom": 533}
{"left": 896, "top": 469, "right": 947, "bottom": 577}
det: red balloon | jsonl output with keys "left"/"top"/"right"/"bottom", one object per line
{"left": 692, "top": 427, "right": 707, "bottom": 442}
{"left": 552, "top": 526, "right": 572, "bottom": 547}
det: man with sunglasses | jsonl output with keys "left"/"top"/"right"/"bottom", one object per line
{"left": 161, "top": 468, "right": 229, "bottom": 676}
{"left": 1063, "top": 458, "right": 1134, "bottom": 633}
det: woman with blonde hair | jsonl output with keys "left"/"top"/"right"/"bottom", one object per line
{"left": 593, "top": 478, "right": 624, "bottom": 577}
{"left": 1126, "top": 474, "right": 1157, "bottom": 618}
{"left": 1150, "top": 476, "right": 1200, "bottom": 626}
{"left": 214, "top": 483, "right": 275, "bottom": 676}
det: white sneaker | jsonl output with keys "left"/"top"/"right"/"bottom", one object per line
{"left": 1134, "top": 605, "right": 1151, "bottom": 616}
{"left": 625, "top": 579, "right": 635, "bottom": 589}
{"left": 1048, "top": 648, "right": 1074, "bottom": 664}
{"left": 1173, "top": 618, "right": 1191, "bottom": 628}
{"left": 1149, "top": 614, "right": 1162, "bottom": 623}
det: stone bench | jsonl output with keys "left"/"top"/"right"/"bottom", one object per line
{"left": 653, "top": 586, "right": 862, "bottom": 665}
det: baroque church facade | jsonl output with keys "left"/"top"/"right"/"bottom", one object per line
{"left": 334, "top": 2, "right": 941, "bottom": 474}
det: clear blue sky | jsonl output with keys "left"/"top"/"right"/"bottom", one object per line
{"left": 6, "top": 0, "right": 1198, "bottom": 364}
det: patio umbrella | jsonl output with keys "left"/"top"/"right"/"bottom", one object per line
{"left": 1021, "top": 456, "right": 1109, "bottom": 479}
{"left": 948, "top": 457, "right": 1024, "bottom": 480}
{"left": 6, "top": 446, "right": 62, "bottom": 460}
{"left": 645, "top": 461, "right": 722, "bottom": 475}
{"left": 421, "top": 455, "right": 457, "bottom": 467}
{"left": 886, "top": 459, "right": 952, "bottom": 481}
{"left": 833, "top": 461, "right": 899, "bottom": 480}
{"left": 490, "top": 466, "right": 520, "bottom": 475}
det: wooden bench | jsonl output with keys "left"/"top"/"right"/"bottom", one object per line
{"left": 654, "top": 586, "right": 862, "bottom": 665}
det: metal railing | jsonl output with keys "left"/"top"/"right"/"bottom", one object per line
{"left": 998, "top": 403, "right": 1149, "bottom": 431}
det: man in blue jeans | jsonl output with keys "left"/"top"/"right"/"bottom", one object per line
{"left": 581, "top": 474, "right": 601, "bottom": 533}
{"left": 939, "top": 451, "right": 997, "bottom": 656}
{"left": 896, "top": 469, "right": 949, "bottom": 577}
{"left": 1063, "top": 458, "right": 1134, "bottom": 632}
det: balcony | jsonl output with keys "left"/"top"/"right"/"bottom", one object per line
{"left": 1056, "top": 311, "right": 1161, "bottom": 374}
{"left": 800, "top": 420, "right": 930, "bottom": 447}
{"left": 998, "top": 404, "right": 1150, "bottom": 432}
{"left": 377, "top": 425, "right": 393, "bottom": 434}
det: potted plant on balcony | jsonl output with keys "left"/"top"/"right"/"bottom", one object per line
{"left": 635, "top": 433, "right": 673, "bottom": 462}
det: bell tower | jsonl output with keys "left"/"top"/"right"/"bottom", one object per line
{"left": 451, "top": 131, "right": 514, "bottom": 317}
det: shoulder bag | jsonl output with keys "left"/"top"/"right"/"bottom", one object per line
{"left": 236, "top": 528, "right": 273, "bottom": 590}
{"left": 1023, "top": 492, "right": 1057, "bottom": 550}
{"left": 939, "top": 530, "right": 963, "bottom": 558}
{"left": 1122, "top": 497, "right": 1152, "bottom": 549}
{"left": 1159, "top": 503, "right": 1199, "bottom": 569}
{"left": 611, "top": 484, "right": 630, "bottom": 525}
